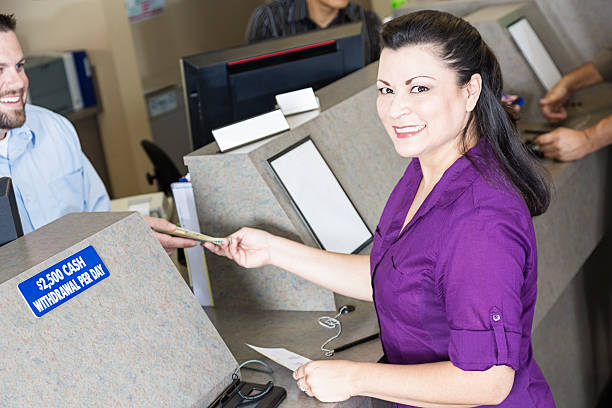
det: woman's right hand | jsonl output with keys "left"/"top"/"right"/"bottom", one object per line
{"left": 203, "top": 227, "right": 273, "bottom": 268}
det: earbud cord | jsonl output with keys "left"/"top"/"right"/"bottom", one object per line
{"left": 318, "top": 305, "right": 350, "bottom": 357}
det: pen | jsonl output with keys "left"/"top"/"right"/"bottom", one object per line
{"left": 502, "top": 93, "right": 524, "bottom": 107}
{"left": 333, "top": 333, "right": 379, "bottom": 353}
{"left": 523, "top": 129, "right": 548, "bottom": 135}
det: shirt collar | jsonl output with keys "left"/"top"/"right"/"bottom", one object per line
{"left": 407, "top": 138, "right": 496, "bottom": 212}
{"left": 9, "top": 123, "right": 36, "bottom": 146}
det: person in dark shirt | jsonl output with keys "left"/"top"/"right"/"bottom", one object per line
{"left": 246, "top": 0, "right": 381, "bottom": 64}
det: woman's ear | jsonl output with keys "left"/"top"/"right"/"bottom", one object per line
{"left": 465, "top": 73, "right": 482, "bottom": 112}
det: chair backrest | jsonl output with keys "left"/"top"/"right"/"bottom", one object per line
{"left": 141, "top": 140, "right": 182, "bottom": 196}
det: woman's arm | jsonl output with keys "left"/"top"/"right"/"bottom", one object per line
{"left": 204, "top": 227, "right": 373, "bottom": 301}
{"left": 294, "top": 360, "right": 515, "bottom": 407}
{"left": 268, "top": 233, "right": 372, "bottom": 301}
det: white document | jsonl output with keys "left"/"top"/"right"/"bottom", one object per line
{"left": 275, "top": 87, "right": 320, "bottom": 116}
{"left": 212, "top": 109, "right": 289, "bottom": 152}
{"left": 127, "top": 199, "right": 150, "bottom": 216}
{"left": 507, "top": 18, "right": 562, "bottom": 91}
{"left": 269, "top": 139, "right": 372, "bottom": 254}
{"left": 171, "top": 181, "right": 213, "bottom": 306}
{"left": 246, "top": 344, "right": 311, "bottom": 371}
{"left": 285, "top": 105, "right": 320, "bottom": 129}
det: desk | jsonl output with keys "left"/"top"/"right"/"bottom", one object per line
{"left": 206, "top": 295, "right": 385, "bottom": 407}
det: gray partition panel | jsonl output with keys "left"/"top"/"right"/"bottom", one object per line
{"left": 533, "top": 145, "right": 608, "bottom": 327}
{"left": 394, "top": 0, "right": 609, "bottom": 69}
{"left": 535, "top": 0, "right": 612, "bottom": 65}
{"left": 0, "top": 212, "right": 237, "bottom": 407}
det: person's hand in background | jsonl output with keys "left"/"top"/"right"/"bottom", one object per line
{"left": 534, "top": 127, "right": 591, "bottom": 161}
{"left": 539, "top": 81, "right": 571, "bottom": 123}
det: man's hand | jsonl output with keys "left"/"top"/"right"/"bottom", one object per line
{"left": 539, "top": 81, "right": 571, "bottom": 123}
{"left": 143, "top": 216, "right": 197, "bottom": 256}
{"left": 535, "top": 127, "right": 592, "bottom": 162}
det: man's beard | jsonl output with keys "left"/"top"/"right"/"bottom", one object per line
{"left": 0, "top": 106, "right": 26, "bottom": 130}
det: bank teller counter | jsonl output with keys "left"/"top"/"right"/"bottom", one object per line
{"left": 0, "top": 212, "right": 240, "bottom": 407}
{"left": 185, "top": 30, "right": 612, "bottom": 408}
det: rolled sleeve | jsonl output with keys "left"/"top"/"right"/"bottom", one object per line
{"left": 437, "top": 205, "right": 530, "bottom": 371}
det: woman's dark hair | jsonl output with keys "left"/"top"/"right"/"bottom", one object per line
{"left": 381, "top": 11, "right": 550, "bottom": 216}
{"left": 0, "top": 14, "right": 16, "bottom": 32}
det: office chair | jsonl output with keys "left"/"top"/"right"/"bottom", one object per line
{"left": 140, "top": 140, "right": 188, "bottom": 266}
{"left": 141, "top": 140, "right": 182, "bottom": 197}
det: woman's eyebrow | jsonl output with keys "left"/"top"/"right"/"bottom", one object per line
{"left": 377, "top": 76, "right": 436, "bottom": 86}
{"left": 405, "top": 76, "right": 435, "bottom": 85}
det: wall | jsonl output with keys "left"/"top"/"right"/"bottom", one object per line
{"left": 130, "top": 0, "right": 266, "bottom": 94}
{"left": 371, "top": 0, "right": 393, "bottom": 19}
{"left": 5, "top": 0, "right": 155, "bottom": 198}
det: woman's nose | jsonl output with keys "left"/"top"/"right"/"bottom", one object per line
{"left": 389, "top": 92, "right": 412, "bottom": 119}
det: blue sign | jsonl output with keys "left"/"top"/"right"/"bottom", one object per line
{"left": 18, "top": 246, "right": 110, "bottom": 318}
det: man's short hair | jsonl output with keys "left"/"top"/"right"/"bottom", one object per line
{"left": 0, "top": 14, "right": 16, "bottom": 32}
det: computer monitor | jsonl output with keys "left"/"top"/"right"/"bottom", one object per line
{"left": 507, "top": 17, "right": 562, "bottom": 91}
{"left": 181, "top": 22, "right": 365, "bottom": 150}
{"left": 0, "top": 177, "right": 23, "bottom": 246}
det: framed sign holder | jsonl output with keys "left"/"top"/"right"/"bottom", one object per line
{"left": 268, "top": 137, "right": 372, "bottom": 254}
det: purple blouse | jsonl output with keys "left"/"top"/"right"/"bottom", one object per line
{"left": 370, "top": 139, "right": 554, "bottom": 407}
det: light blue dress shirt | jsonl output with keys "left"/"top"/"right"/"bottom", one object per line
{"left": 0, "top": 104, "right": 110, "bottom": 234}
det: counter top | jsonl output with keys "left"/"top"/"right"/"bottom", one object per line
{"left": 205, "top": 294, "right": 384, "bottom": 407}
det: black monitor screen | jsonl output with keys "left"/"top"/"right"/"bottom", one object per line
{"left": 0, "top": 177, "right": 23, "bottom": 246}
{"left": 181, "top": 23, "right": 365, "bottom": 150}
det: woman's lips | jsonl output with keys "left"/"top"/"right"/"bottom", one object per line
{"left": 394, "top": 125, "right": 426, "bottom": 139}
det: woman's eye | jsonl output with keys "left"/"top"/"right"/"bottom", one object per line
{"left": 410, "top": 85, "right": 429, "bottom": 93}
{"left": 378, "top": 87, "right": 393, "bottom": 95}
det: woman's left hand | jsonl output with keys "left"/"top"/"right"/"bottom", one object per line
{"left": 293, "top": 360, "right": 360, "bottom": 402}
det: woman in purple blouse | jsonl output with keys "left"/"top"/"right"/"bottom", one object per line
{"left": 206, "top": 10, "right": 555, "bottom": 407}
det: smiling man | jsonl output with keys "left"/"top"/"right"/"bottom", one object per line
{"left": 0, "top": 14, "right": 195, "bottom": 255}
{"left": 0, "top": 14, "right": 110, "bottom": 235}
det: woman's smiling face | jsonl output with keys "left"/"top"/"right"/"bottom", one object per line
{"left": 376, "top": 44, "right": 476, "bottom": 161}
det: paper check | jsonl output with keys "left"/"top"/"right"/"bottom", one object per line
{"left": 153, "top": 226, "right": 227, "bottom": 245}
{"left": 246, "top": 344, "right": 311, "bottom": 371}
